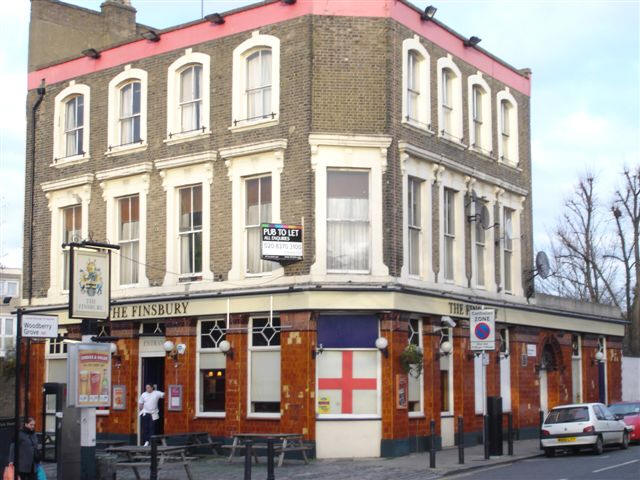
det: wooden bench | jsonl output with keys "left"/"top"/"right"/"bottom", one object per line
{"left": 156, "top": 431, "right": 222, "bottom": 457}
{"left": 225, "top": 433, "right": 312, "bottom": 466}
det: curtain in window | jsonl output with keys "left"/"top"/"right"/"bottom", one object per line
{"left": 246, "top": 177, "right": 274, "bottom": 274}
{"left": 327, "top": 171, "right": 369, "bottom": 271}
{"left": 179, "top": 186, "right": 202, "bottom": 274}
{"left": 119, "top": 196, "right": 139, "bottom": 284}
{"left": 504, "top": 209, "right": 513, "bottom": 291}
{"left": 251, "top": 350, "right": 280, "bottom": 402}
{"left": 120, "top": 82, "right": 141, "bottom": 145}
{"left": 65, "top": 96, "right": 83, "bottom": 156}
{"left": 62, "top": 205, "right": 81, "bottom": 289}
{"left": 475, "top": 216, "right": 485, "bottom": 286}
{"left": 443, "top": 189, "right": 455, "bottom": 281}
{"left": 246, "top": 50, "right": 272, "bottom": 119}
{"left": 408, "top": 177, "right": 421, "bottom": 276}
{"left": 407, "top": 52, "right": 420, "bottom": 120}
{"left": 180, "top": 65, "right": 202, "bottom": 132}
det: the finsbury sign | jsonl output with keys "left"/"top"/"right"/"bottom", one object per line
{"left": 110, "top": 301, "right": 190, "bottom": 320}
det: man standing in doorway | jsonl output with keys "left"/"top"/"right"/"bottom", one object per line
{"left": 139, "top": 384, "right": 165, "bottom": 446}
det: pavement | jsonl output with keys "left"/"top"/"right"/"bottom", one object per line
{"left": 39, "top": 438, "right": 543, "bottom": 479}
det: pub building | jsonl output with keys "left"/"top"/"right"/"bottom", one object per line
{"left": 22, "top": 0, "right": 624, "bottom": 458}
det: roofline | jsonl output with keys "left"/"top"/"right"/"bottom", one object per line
{"left": 28, "top": 0, "right": 530, "bottom": 95}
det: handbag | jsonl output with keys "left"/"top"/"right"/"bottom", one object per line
{"left": 36, "top": 464, "right": 47, "bottom": 480}
{"left": 3, "top": 464, "right": 19, "bottom": 480}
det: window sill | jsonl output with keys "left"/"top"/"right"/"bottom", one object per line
{"left": 247, "top": 413, "right": 281, "bottom": 420}
{"left": 229, "top": 118, "right": 279, "bottom": 133}
{"left": 497, "top": 158, "right": 522, "bottom": 172}
{"left": 245, "top": 271, "right": 274, "bottom": 278}
{"left": 408, "top": 412, "right": 425, "bottom": 418}
{"left": 164, "top": 130, "right": 211, "bottom": 146}
{"left": 326, "top": 269, "right": 371, "bottom": 275}
{"left": 437, "top": 134, "right": 467, "bottom": 151}
{"left": 195, "top": 412, "right": 225, "bottom": 418}
{"left": 96, "top": 410, "right": 110, "bottom": 416}
{"left": 316, "top": 415, "right": 381, "bottom": 421}
{"left": 468, "top": 146, "right": 494, "bottom": 161}
{"left": 440, "top": 412, "right": 454, "bottom": 418}
{"left": 51, "top": 154, "right": 91, "bottom": 169}
{"left": 401, "top": 119, "right": 435, "bottom": 135}
{"left": 105, "top": 142, "right": 148, "bottom": 158}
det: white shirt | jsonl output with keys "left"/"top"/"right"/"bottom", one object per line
{"left": 139, "top": 390, "right": 165, "bottom": 418}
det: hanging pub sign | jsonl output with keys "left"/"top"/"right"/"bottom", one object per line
{"left": 67, "top": 343, "right": 111, "bottom": 408}
{"left": 469, "top": 309, "right": 495, "bottom": 351}
{"left": 261, "top": 223, "right": 303, "bottom": 261}
{"left": 70, "top": 249, "right": 110, "bottom": 320}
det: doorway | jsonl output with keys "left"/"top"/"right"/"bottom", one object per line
{"left": 139, "top": 356, "right": 165, "bottom": 442}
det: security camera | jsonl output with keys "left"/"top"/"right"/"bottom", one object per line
{"left": 441, "top": 316, "right": 457, "bottom": 328}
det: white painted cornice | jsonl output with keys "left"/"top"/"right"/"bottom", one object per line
{"left": 96, "top": 162, "right": 153, "bottom": 181}
{"left": 41, "top": 174, "right": 94, "bottom": 193}
{"left": 154, "top": 150, "right": 217, "bottom": 171}
{"left": 219, "top": 139, "right": 287, "bottom": 160}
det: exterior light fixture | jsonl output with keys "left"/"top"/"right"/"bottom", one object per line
{"left": 163, "top": 340, "right": 186, "bottom": 365}
{"left": 219, "top": 339, "right": 234, "bottom": 359}
{"left": 141, "top": 29, "right": 161, "bottom": 42}
{"left": 81, "top": 48, "right": 100, "bottom": 59}
{"left": 281, "top": 0, "right": 297, "bottom": 5}
{"left": 439, "top": 340, "right": 453, "bottom": 356}
{"left": 464, "top": 36, "right": 482, "bottom": 47}
{"left": 375, "top": 336, "right": 389, "bottom": 357}
{"left": 421, "top": 5, "right": 437, "bottom": 21}
{"left": 593, "top": 350, "right": 605, "bottom": 364}
{"left": 312, "top": 343, "right": 324, "bottom": 359}
{"left": 205, "top": 13, "right": 225, "bottom": 24}
{"left": 109, "top": 342, "right": 118, "bottom": 354}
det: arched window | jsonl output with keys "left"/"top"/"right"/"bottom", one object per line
{"left": 468, "top": 74, "right": 492, "bottom": 155}
{"left": 53, "top": 82, "right": 90, "bottom": 165}
{"left": 119, "top": 81, "right": 141, "bottom": 145}
{"left": 179, "top": 64, "right": 203, "bottom": 132}
{"left": 437, "top": 56, "right": 463, "bottom": 143}
{"left": 64, "top": 95, "right": 84, "bottom": 157}
{"left": 402, "top": 36, "right": 431, "bottom": 131}
{"left": 107, "top": 67, "right": 148, "bottom": 155}
{"left": 497, "top": 88, "right": 519, "bottom": 165}
{"left": 246, "top": 49, "right": 272, "bottom": 121}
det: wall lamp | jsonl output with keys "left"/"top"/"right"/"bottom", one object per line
{"left": 163, "top": 340, "right": 186, "bottom": 366}
{"left": 110, "top": 342, "right": 122, "bottom": 368}
{"left": 312, "top": 343, "right": 324, "bottom": 359}
{"left": 592, "top": 350, "right": 605, "bottom": 365}
{"left": 375, "top": 336, "right": 389, "bottom": 358}
{"left": 421, "top": 5, "right": 437, "bottom": 21}
{"left": 219, "top": 340, "right": 234, "bottom": 359}
{"left": 437, "top": 340, "right": 453, "bottom": 358}
{"left": 81, "top": 48, "right": 100, "bottom": 59}
{"left": 281, "top": 0, "right": 297, "bottom": 4}
{"left": 141, "top": 29, "right": 161, "bottom": 42}
{"left": 464, "top": 36, "right": 482, "bottom": 48}
{"left": 205, "top": 13, "right": 225, "bottom": 24}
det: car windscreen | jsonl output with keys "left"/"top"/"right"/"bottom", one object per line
{"left": 608, "top": 403, "right": 640, "bottom": 416}
{"left": 545, "top": 407, "right": 590, "bottom": 424}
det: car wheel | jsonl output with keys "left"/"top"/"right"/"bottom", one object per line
{"left": 621, "top": 431, "right": 629, "bottom": 450}
{"left": 593, "top": 436, "right": 604, "bottom": 455}
{"left": 544, "top": 447, "right": 556, "bottom": 457}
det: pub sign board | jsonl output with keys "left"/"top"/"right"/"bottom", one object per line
{"left": 261, "top": 223, "right": 303, "bottom": 261}
{"left": 469, "top": 309, "right": 495, "bottom": 351}
{"left": 70, "top": 249, "right": 110, "bottom": 320}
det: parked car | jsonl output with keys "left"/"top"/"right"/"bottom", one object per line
{"left": 541, "top": 403, "right": 630, "bottom": 456}
{"left": 608, "top": 402, "right": 640, "bottom": 443}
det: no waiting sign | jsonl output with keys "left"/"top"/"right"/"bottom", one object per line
{"left": 469, "top": 309, "right": 495, "bottom": 351}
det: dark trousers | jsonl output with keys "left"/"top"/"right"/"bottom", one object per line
{"left": 141, "top": 413, "right": 156, "bottom": 444}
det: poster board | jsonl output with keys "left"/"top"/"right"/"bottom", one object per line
{"left": 396, "top": 374, "right": 408, "bottom": 409}
{"left": 67, "top": 343, "right": 111, "bottom": 407}
{"left": 112, "top": 385, "right": 126, "bottom": 410}
{"left": 167, "top": 385, "right": 183, "bottom": 411}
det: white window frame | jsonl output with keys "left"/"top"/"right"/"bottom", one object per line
{"left": 156, "top": 152, "right": 215, "bottom": 286}
{"left": 497, "top": 193, "right": 524, "bottom": 297}
{"left": 402, "top": 36, "right": 431, "bottom": 132}
{"left": 496, "top": 88, "right": 519, "bottom": 166}
{"left": 438, "top": 170, "right": 466, "bottom": 286}
{"left": 407, "top": 177, "right": 423, "bottom": 277}
{"left": 469, "top": 183, "right": 497, "bottom": 292}
{"left": 436, "top": 55, "right": 463, "bottom": 145}
{"left": 439, "top": 326, "right": 454, "bottom": 415}
{"left": 52, "top": 82, "right": 90, "bottom": 167}
{"left": 97, "top": 163, "right": 151, "bottom": 291}
{"left": 467, "top": 73, "right": 492, "bottom": 156}
{"left": 571, "top": 334, "right": 583, "bottom": 404}
{"left": 166, "top": 49, "right": 211, "bottom": 145}
{"left": 503, "top": 207, "right": 514, "bottom": 294}
{"left": 177, "top": 184, "right": 204, "bottom": 276}
{"left": 195, "top": 318, "right": 227, "bottom": 418}
{"left": 407, "top": 318, "right": 424, "bottom": 417}
{"left": 248, "top": 316, "right": 281, "bottom": 419}
{"left": 231, "top": 31, "right": 280, "bottom": 132}
{"left": 221, "top": 140, "right": 286, "bottom": 282}
{"left": 0, "top": 316, "right": 16, "bottom": 354}
{"left": 0, "top": 280, "right": 19, "bottom": 297}
{"left": 106, "top": 67, "right": 148, "bottom": 157}
{"left": 42, "top": 175, "right": 92, "bottom": 301}
{"left": 309, "top": 134, "right": 391, "bottom": 279}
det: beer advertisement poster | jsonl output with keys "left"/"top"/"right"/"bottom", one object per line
{"left": 67, "top": 343, "right": 111, "bottom": 408}
{"left": 71, "top": 249, "right": 110, "bottom": 320}
{"left": 112, "top": 385, "right": 126, "bottom": 410}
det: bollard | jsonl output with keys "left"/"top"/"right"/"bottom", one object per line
{"left": 429, "top": 419, "right": 436, "bottom": 468}
{"left": 267, "top": 438, "right": 275, "bottom": 480}
{"left": 150, "top": 436, "right": 158, "bottom": 480}
{"left": 483, "top": 415, "right": 490, "bottom": 460}
{"left": 508, "top": 412, "right": 514, "bottom": 456}
{"left": 457, "top": 416, "right": 464, "bottom": 464}
{"left": 243, "top": 440, "right": 253, "bottom": 480}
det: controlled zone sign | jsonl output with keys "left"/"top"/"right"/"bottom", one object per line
{"left": 261, "top": 223, "right": 303, "bottom": 261}
{"left": 469, "top": 309, "right": 495, "bottom": 351}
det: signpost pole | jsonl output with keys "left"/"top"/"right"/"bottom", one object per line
{"left": 13, "top": 308, "right": 22, "bottom": 480}
{"left": 80, "top": 319, "right": 98, "bottom": 480}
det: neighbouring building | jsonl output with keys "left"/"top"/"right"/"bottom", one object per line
{"left": 21, "top": 0, "right": 625, "bottom": 458}
{"left": 1, "top": 268, "right": 21, "bottom": 417}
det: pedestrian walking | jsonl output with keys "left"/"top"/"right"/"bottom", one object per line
{"left": 7, "top": 417, "right": 40, "bottom": 480}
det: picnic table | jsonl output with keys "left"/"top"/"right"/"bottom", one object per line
{"left": 106, "top": 444, "right": 193, "bottom": 480}
{"left": 224, "top": 433, "right": 311, "bottom": 467}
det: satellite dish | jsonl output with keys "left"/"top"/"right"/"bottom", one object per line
{"left": 536, "top": 251, "right": 551, "bottom": 279}
{"left": 479, "top": 205, "right": 490, "bottom": 230}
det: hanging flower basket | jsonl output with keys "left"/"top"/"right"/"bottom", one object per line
{"left": 400, "top": 344, "right": 423, "bottom": 378}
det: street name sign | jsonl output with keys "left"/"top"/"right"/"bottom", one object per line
{"left": 21, "top": 315, "right": 58, "bottom": 338}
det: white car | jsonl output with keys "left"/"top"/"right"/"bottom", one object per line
{"left": 541, "top": 403, "right": 630, "bottom": 456}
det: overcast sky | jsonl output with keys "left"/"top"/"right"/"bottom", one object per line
{"left": 0, "top": 0, "right": 638, "bottom": 269}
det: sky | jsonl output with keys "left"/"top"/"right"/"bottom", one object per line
{"left": 0, "top": 0, "right": 638, "bottom": 270}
